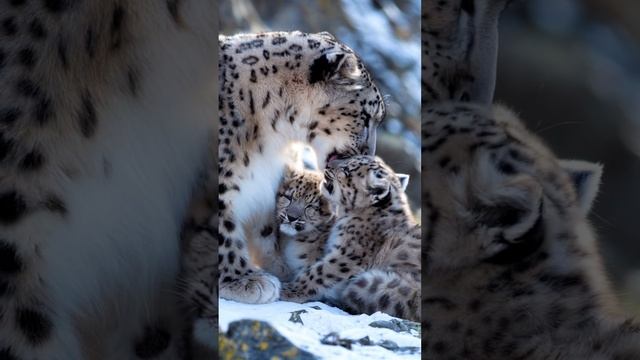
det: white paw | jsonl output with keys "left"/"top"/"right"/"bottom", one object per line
{"left": 220, "top": 271, "right": 281, "bottom": 304}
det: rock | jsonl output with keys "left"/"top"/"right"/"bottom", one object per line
{"left": 369, "top": 318, "right": 421, "bottom": 335}
{"left": 219, "top": 299, "right": 422, "bottom": 359}
{"left": 319, "top": 331, "right": 420, "bottom": 354}
{"left": 320, "top": 332, "right": 360, "bottom": 349}
{"left": 220, "top": 320, "right": 317, "bottom": 360}
{"left": 288, "top": 309, "right": 308, "bottom": 325}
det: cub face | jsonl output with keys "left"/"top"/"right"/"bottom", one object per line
{"left": 422, "top": 104, "right": 602, "bottom": 270}
{"left": 321, "top": 155, "right": 409, "bottom": 211}
{"left": 276, "top": 167, "right": 333, "bottom": 236}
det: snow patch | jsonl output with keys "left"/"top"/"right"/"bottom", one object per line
{"left": 219, "top": 298, "right": 421, "bottom": 359}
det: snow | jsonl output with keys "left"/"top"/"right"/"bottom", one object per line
{"left": 219, "top": 298, "right": 421, "bottom": 359}
{"left": 339, "top": 0, "right": 421, "bottom": 111}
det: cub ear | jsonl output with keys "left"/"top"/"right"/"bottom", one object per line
{"left": 476, "top": 176, "right": 544, "bottom": 264}
{"left": 309, "top": 51, "right": 361, "bottom": 86}
{"left": 478, "top": 176, "right": 542, "bottom": 241}
{"left": 559, "top": 160, "right": 602, "bottom": 215}
{"left": 396, "top": 174, "right": 410, "bottom": 192}
{"left": 367, "top": 170, "right": 391, "bottom": 207}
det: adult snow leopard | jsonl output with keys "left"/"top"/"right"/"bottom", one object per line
{"left": 217, "top": 31, "right": 385, "bottom": 304}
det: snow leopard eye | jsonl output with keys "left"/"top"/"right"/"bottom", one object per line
{"left": 278, "top": 194, "right": 292, "bottom": 206}
{"left": 304, "top": 205, "right": 318, "bottom": 218}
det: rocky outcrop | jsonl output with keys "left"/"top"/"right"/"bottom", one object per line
{"left": 218, "top": 299, "right": 421, "bottom": 359}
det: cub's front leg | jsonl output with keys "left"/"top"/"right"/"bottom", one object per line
{"left": 253, "top": 222, "right": 292, "bottom": 281}
{"left": 218, "top": 214, "right": 282, "bottom": 304}
{"left": 280, "top": 246, "right": 363, "bottom": 303}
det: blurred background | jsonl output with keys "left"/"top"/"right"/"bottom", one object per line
{"left": 497, "top": 0, "right": 640, "bottom": 315}
{"left": 219, "top": 0, "right": 421, "bottom": 214}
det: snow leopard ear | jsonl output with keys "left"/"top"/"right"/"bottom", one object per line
{"left": 476, "top": 176, "right": 545, "bottom": 265}
{"left": 309, "top": 51, "right": 361, "bottom": 86}
{"left": 367, "top": 170, "right": 392, "bottom": 207}
{"left": 396, "top": 174, "right": 410, "bottom": 192}
{"left": 559, "top": 160, "right": 603, "bottom": 215}
{"left": 479, "top": 176, "right": 543, "bottom": 242}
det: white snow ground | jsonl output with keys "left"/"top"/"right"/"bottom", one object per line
{"left": 218, "top": 298, "right": 421, "bottom": 359}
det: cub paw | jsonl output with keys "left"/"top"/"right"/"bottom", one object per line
{"left": 263, "top": 260, "right": 291, "bottom": 282}
{"left": 279, "top": 283, "right": 310, "bottom": 303}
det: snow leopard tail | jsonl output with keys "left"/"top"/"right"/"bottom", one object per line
{"left": 338, "top": 269, "right": 420, "bottom": 322}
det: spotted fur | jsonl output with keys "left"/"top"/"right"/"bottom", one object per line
{"left": 270, "top": 166, "right": 334, "bottom": 281}
{"left": 280, "top": 156, "right": 421, "bottom": 321}
{"left": 423, "top": 1, "right": 640, "bottom": 357}
{"left": 421, "top": 102, "right": 640, "bottom": 359}
{"left": 0, "top": 0, "right": 216, "bottom": 358}
{"left": 423, "top": 0, "right": 509, "bottom": 105}
{"left": 215, "top": 31, "right": 385, "bottom": 304}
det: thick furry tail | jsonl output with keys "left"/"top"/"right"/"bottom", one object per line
{"left": 338, "top": 269, "right": 420, "bottom": 322}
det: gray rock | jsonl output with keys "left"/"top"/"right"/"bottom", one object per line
{"left": 320, "top": 331, "right": 420, "bottom": 354}
{"left": 369, "top": 318, "right": 421, "bottom": 336}
{"left": 220, "top": 320, "right": 317, "bottom": 359}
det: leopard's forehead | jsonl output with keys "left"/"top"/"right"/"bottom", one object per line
{"left": 341, "top": 156, "right": 388, "bottom": 173}
{"left": 280, "top": 171, "right": 322, "bottom": 196}
{"left": 219, "top": 31, "right": 383, "bottom": 110}
{"left": 219, "top": 31, "right": 356, "bottom": 72}
{"left": 422, "top": 103, "right": 554, "bottom": 167}
{"left": 220, "top": 31, "right": 351, "bottom": 53}
{"left": 422, "top": 103, "right": 579, "bottom": 211}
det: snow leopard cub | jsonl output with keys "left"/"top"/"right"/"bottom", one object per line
{"left": 272, "top": 166, "right": 335, "bottom": 281}
{"left": 281, "top": 156, "right": 421, "bottom": 321}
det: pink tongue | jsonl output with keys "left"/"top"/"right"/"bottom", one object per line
{"left": 328, "top": 154, "right": 339, "bottom": 163}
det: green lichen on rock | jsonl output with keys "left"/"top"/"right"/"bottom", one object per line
{"left": 219, "top": 320, "right": 317, "bottom": 360}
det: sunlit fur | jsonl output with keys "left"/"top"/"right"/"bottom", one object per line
{"left": 281, "top": 156, "right": 421, "bottom": 321}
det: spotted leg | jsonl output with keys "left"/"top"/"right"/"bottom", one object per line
{"left": 218, "top": 218, "right": 281, "bottom": 304}
{"left": 280, "top": 247, "right": 363, "bottom": 303}
{"left": 0, "top": 239, "right": 82, "bottom": 359}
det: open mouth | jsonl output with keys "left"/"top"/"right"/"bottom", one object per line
{"left": 324, "top": 180, "right": 334, "bottom": 194}
{"left": 325, "top": 150, "right": 349, "bottom": 168}
{"left": 326, "top": 150, "right": 340, "bottom": 166}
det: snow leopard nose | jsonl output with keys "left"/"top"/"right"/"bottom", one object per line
{"left": 362, "top": 125, "right": 377, "bottom": 155}
{"left": 287, "top": 214, "right": 299, "bottom": 222}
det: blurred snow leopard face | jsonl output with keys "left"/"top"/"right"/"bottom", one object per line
{"left": 276, "top": 168, "right": 334, "bottom": 236}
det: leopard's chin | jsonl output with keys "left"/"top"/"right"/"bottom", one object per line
{"left": 279, "top": 223, "right": 298, "bottom": 236}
